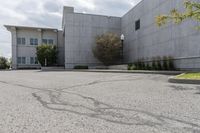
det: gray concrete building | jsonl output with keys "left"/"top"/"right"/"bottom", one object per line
{"left": 5, "top": 0, "right": 200, "bottom": 70}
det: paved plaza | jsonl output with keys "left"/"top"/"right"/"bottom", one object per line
{"left": 0, "top": 70, "right": 200, "bottom": 133}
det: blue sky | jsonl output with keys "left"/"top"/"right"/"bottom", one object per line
{"left": 0, "top": 0, "right": 141, "bottom": 58}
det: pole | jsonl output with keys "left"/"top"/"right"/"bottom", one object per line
{"left": 121, "top": 40, "right": 123, "bottom": 64}
{"left": 45, "top": 58, "right": 47, "bottom": 67}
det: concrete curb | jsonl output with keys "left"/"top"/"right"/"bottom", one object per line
{"left": 41, "top": 67, "right": 65, "bottom": 71}
{"left": 68, "top": 70, "right": 184, "bottom": 75}
{"left": 168, "top": 77, "right": 200, "bottom": 85}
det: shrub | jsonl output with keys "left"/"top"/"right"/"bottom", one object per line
{"left": 128, "top": 63, "right": 136, "bottom": 70}
{"left": 133, "top": 62, "right": 138, "bottom": 70}
{"left": 156, "top": 56, "right": 162, "bottom": 70}
{"left": 137, "top": 60, "right": 142, "bottom": 70}
{"left": 152, "top": 58, "right": 156, "bottom": 70}
{"left": 0, "top": 57, "right": 9, "bottom": 69}
{"left": 168, "top": 56, "right": 175, "bottom": 70}
{"left": 36, "top": 44, "right": 58, "bottom": 66}
{"left": 74, "top": 65, "right": 88, "bottom": 69}
{"left": 163, "top": 56, "right": 168, "bottom": 70}
{"left": 145, "top": 62, "right": 151, "bottom": 70}
{"left": 93, "top": 33, "right": 121, "bottom": 66}
{"left": 129, "top": 56, "right": 175, "bottom": 71}
{"left": 141, "top": 60, "right": 145, "bottom": 70}
{"left": 128, "top": 63, "right": 133, "bottom": 70}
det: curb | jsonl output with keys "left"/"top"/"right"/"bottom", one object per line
{"left": 168, "top": 77, "right": 200, "bottom": 85}
{"left": 69, "top": 70, "right": 184, "bottom": 75}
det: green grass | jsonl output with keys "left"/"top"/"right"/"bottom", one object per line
{"left": 176, "top": 73, "right": 200, "bottom": 80}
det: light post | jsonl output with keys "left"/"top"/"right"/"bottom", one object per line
{"left": 120, "top": 34, "right": 125, "bottom": 64}
{"left": 45, "top": 58, "right": 47, "bottom": 67}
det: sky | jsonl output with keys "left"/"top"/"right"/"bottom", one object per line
{"left": 0, "top": 0, "right": 142, "bottom": 58}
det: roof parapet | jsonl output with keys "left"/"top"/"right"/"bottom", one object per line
{"left": 63, "top": 6, "right": 74, "bottom": 14}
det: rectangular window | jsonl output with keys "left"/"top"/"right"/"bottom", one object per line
{"left": 17, "top": 38, "right": 26, "bottom": 45}
{"left": 17, "top": 38, "right": 21, "bottom": 45}
{"left": 35, "top": 39, "right": 38, "bottom": 45}
{"left": 35, "top": 57, "right": 38, "bottom": 64}
{"left": 30, "top": 38, "right": 38, "bottom": 45}
{"left": 22, "top": 38, "right": 26, "bottom": 45}
{"left": 30, "top": 57, "right": 34, "bottom": 64}
{"left": 30, "top": 57, "right": 38, "bottom": 64}
{"left": 135, "top": 19, "right": 140, "bottom": 31}
{"left": 48, "top": 39, "right": 53, "bottom": 45}
{"left": 17, "top": 57, "right": 21, "bottom": 64}
{"left": 30, "top": 38, "right": 34, "bottom": 45}
{"left": 17, "top": 57, "right": 26, "bottom": 64}
{"left": 42, "top": 39, "right": 54, "bottom": 45}
{"left": 22, "top": 57, "right": 26, "bottom": 64}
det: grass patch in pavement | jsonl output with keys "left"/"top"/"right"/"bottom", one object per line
{"left": 176, "top": 73, "right": 200, "bottom": 80}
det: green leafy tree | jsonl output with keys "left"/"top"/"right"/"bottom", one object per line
{"left": 156, "top": 1, "right": 200, "bottom": 28}
{"left": 36, "top": 44, "right": 58, "bottom": 66}
{"left": 0, "top": 57, "right": 9, "bottom": 69}
{"left": 93, "top": 33, "right": 121, "bottom": 66}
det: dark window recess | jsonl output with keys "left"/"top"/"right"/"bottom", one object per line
{"left": 135, "top": 19, "right": 140, "bottom": 31}
{"left": 48, "top": 39, "right": 53, "bottom": 44}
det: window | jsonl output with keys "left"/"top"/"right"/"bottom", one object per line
{"left": 30, "top": 57, "right": 34, "bottom": 64}
{"left": 22, "top": 57, "right": 26, "bottom": 64}
{"left": 17, "top": 38, "right": 26, "bottom": 45}
{"left": 17, "top": 38, "right": 21, "bottom": 45}
{"left": 30, "top": 57, "right": 38, "bottom": 64}
{"left": 17, "top": 57, "right": 21, "bottom": 64}
{"left": 48, "top": 39, "right": 53, "bottom": 44}
{"left": 135, "top": 19, "right": 140, "bottom": 31}
{"left": 30, "top": 38, "right": 38, "bottom": 45}
{"left": 42, "top": 39, "right": 54, "bottom": 45}
{"left": 17, "top": 57, "right": 26, "bottom": 64}
{"left": 22, "top": 38, "right": 26, "bottom": 45}
{"left": 35, "top": 57, "right": 38, "bottom": 64}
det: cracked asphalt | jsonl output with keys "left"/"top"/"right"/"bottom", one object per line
{"left": 0, "top": 70, "right": 200, "bottom": 133}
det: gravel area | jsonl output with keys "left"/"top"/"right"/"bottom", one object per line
{"left": 0, "top": 70, "right": 200, "bottom": 133}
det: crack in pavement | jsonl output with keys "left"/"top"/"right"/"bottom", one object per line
{"left": 169, "top": 85, "right": 200, "bottom": 95}
{"left": 0, "top": 77, "right": 200, "bottom": 132}
{"left": 31, "top": 90, "right": 200, "bottom": 132}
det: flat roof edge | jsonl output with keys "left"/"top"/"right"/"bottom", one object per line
{"left": 4, "top": 25, "right": 58, "bottom": 30}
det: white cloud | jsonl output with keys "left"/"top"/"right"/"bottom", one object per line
{"left": 0, "top": 0, "right": 141, "bottom": 58}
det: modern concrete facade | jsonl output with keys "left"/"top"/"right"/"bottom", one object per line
{"left": 122, "top": 0, "right": 200, "bottom": 70}
{"left": 5, "top": 0, "right": 200, "bottom": 70}
{"left": 62, "top": 7, "right": 121, "bottom": 68}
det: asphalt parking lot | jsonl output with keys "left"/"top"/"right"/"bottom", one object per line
{"left": 0, "top": 70, "right": 200, "bottom": 133}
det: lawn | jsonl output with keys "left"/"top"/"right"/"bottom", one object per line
{"left": 176, "top": 73, "right": 200, "bottom": 80}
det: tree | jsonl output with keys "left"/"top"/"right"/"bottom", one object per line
{"left": 0, "top": 57, "right": 9, "bottom": 69}
{"left": 156, "top": 1, "right": 200, "bottom": 27}
{"left": 36, "top": 44, "right": 58, "bottom": 66}
{"left": 93, "top": 33, "right": 122, "bottom": 66}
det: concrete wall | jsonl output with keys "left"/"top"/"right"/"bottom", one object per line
{"left": 57, "top": 30, "right": 65, "bottom": 66}
{"left": 121, "top": 0, "right": 200, "bottom": 70}
{"left": 63, "top": 7, "right": 121, "bottom": 69}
